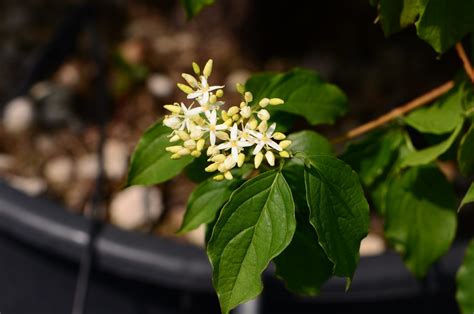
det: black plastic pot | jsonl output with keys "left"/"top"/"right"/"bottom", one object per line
{"left": 0, "top": 181, "right": 467, "bottom": 314}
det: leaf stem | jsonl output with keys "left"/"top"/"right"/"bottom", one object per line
{"left": 331, "top": 80, "right": 455, "bottom": 144}
{"left": 455, "top": 42, "right": 474, "bottom": 84}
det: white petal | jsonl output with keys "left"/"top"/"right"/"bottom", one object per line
{"left": 267, "top": 140, "right": 282, "bottom": 151}
{"left": 210, "top": 132, "right": 216, "bottom": 146}
{"left": 200, "top": 76, "right": 208, "bottom": 88}
{"left": 187, "top": 107, "right": 203, "bottom": 116}
{"left": 216, "top": 143, "right": 231, "bottom": 150}
{"left": 208, "top": 85, "right": 225, "bottom": 92}
{"left": 232, "top": 147, "right": 239, "bottom": 162}
{"left": 200, "top": 92, "right": 209, "bottom": 105}
{"left": 231, "top": 124, "right": 238, "bottom": 139}
{"left": 216, "top": 124, "right": 228, "bottom": 131}
{"left": 267, "top": 123, "right": 276, "bottom": 136}
{"left": 187, "top": 91, "right": 201, "bottom": 99}
{"left": 249, "top": 130, "right": 264, "bottom": 139}
{"left": 237, "top": 141, "right": 253, "bottom": 148}
{"left": 253, "top": 142, "right": 264, "bottom": 155}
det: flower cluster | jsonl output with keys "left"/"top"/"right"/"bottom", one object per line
{"left": 163, "top": 60, "right": 291, "bottom": 181}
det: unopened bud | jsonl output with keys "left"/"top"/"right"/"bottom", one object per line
{"left": 227, "top": 106, "right": 240, "bottom": 116}
{"left": 171, "top": 153, "right": 181, "bottom": 160}
{"left": 244, "top": 91, "right": 253, "bottom": 103}
{"left": 279, "top": 140, "right": 292, "bottom": 149}
{"left": 211, "top": 154, "right": 226, "bottom": 163}
{"left": 224, "top": 156, "right": 237, "bottom": 170}
{"left": 240, "top": 106, "right": 251, "bottom": 118}
{"left": 192, "top": 62, "right": 200, "bottom": 75}
{"left": 257, "top": 109, "right": 270, "bottom": 121}
{"left": 254, "top": 152, "right": 264, "bottom": 169}
{"left": 279, "top": 151, "right": 290, "bottom": 158}
{"left": 205, "top": 163, "right": 219, "bottom": 172}
{"left": 224, "top": 171, "right": 233, "bottom": 180}
{"left": 183, "top": 139, "right": 196, "bottom": 149}
{"left": 210, "top": 94, "right": 217, "bottom": 104}
{"left": 177, "top": 130, "right": 190, "bottom": 141}
{"left": 177, "top": 83, "right": 193, "bottom": 94}
{"left": 216, "top": 89, "right": 224, "bottom": 97}
{"left": 216, "top": 131, "right": 229, "bottom": 141}
{"left": 178, "top": 148, "right": 191, "bottom": 156}
{"left": 196, "top": 139, "right": 205, "bottom": 151}
{"left": 232, "top": 114, "right": 240, "bottom": 121}
{"left": 213, "top": 174, "right": 225, "bottom": 181}
{"left": 191, "top": 150, "right": 201, "bottom": 158}
{"left": 265, "top": 151, "right": 275, "bottom": 166}
{"left": 248, "top": 119, "right": 258, "bottom": 130}
{"left": 169, "top": 134, "right": 180, "bottom": 142}
{"left": 273, "top": 132, "right": 286, "bottom": 140}
{"left": 181, "top": 73, "right": 198, "bottom": 88}
{"left": 164, "top": 104, "right": 182, "bottom": 114}
{"left": 237, "top": 153, "right": 245, "bottom": 167}
{"left": 224, "top": 119, "right": 233, "bottom": 127}
{"left": 269, "top": 98, "right": 284, "bottom": 106}
{"left": 236, "top": 83, "right": 245, "bottom": 94}
{"left": 221, "top": 111, "right": 229, "bottom": 121}
{"left": 166, "top": 146, "right": 182, "bottom": 153}
{"left": 203, "top": 59, "right": 213, "bottom": 78}
{"left": 259, "top": 98, "right": 270, "bottom": 107}
{"left": 258, "top": 120, "right": 268, "bottom": 132}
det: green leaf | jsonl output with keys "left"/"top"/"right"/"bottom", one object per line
{"left": 377, "top": 0, "right": 422, "bottom": 36}
{"left": 274, "top": 207, "right": 333, "bottom": 296}
{"left": 341, "top": 127, "right": 404, "bottom": 186}
{"left": 127, "top": 120, "right": 193, "bottom": 186}
{"left": 404, "top": 83, "right": 464, "bottom": 134}
{"left": 399, "top": 123, "right": 462, "bottom": 168}
{"left": 459, "top": 183, "right": 474, "bottom": 211}
{"left": 245, "top": 69, "right": 348, "bottom": 125}
{"left": 458, "top": 125, "right": 474, "bottom": 176}
{"left": 178, "top": 178, "right": 243, "bottom": 234}
{"left": 457, "top": 240, "right": 474, "bottom": 314}
{"left": 416, "top": 0, "right": 474, "bottom": 53}
{"left": 207, "top": 170, "right": 296, "bottom": 314}
{"left": 180, "top": 0, "right": 215, "bottom": 19}
{"left": 287, "top": 130, "right": 334, "bottom": 157}
{"left": 304, "top": 155, "right": 370, "bottom": 278}
{"left": 385, "top": 165, "right": 457, "bottom": 277}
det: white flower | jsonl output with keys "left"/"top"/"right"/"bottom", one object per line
{"left": 217, "top": 124, "right": 253, "bottom": 162}
{"left": 250, "top": 122, "right": 282, "bottom": 154}
{"left": 202, "top": 110, "right": 228, "bottom": 146}
{"left": 163, "top": 115, "right": 182, "bottom": 130}
{"left": 187, "top": 76, "right": 224, "bottom": 105}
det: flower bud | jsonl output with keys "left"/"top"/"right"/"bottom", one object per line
{"left": 221, "top": 110, "right": 229, "bottom": 121}
{"left": 210, "top": 94, "right": 217, "bottom": 104}
{"left": 244, "top": 91, "right": 253, "bottom": 103}
{"left": 240, "top": 101, "right": 246, "bottom": 108}
{"left": 207, "top": 145, "right": 219, "bottom": 156}
{"left": 279, "top": 140, "right": 292, "bottom": 149}
{"left": 254, "top": 152, "right": 264, "bottom": 169}
{"left": 258, "top": 120, "right": 268, "bottom": 132}
{"left": 273, "top": 132, "right": 286, "bottom": 140}
{"left": 218, "top": 163, "right": 227, "bottom": 173}
{"left": 213, "top": 174, "right": 224, "bottom": 181}
{"left": 178, "top": 148, "right": 191, "bottom": 156}
{"left": 257, "top": 109, "right": 270, "bottom": 121}
{"left": 224, "top": 119, "right": 233, "bottom": 127}
{"left": 177, "top": 83, "right": 193, "bottom": 94}
{"left": 169, "top": 134, "right": 180, "bottom": 142}
{"left": 211, "top": 154, "right": 226, "bottom": 163}
{"left": 203, "top": 59, "right": 213, "bottom": 78}
{"left": 216, "top": 131, "right": 229, "bottom": 141}
{"left": 237, "top": 153, "right": 245, "bottom": 167}
{"left": 183, "top": 139, "right": 196, "bottom": 149}
{"left": 248, "top": 119, "right": 258, "bottom": 130}
{"left": 171, "top": 153, "right": 181, "bottom": 160}
{"left": 205, "top": 163, "right": 219, "bottom": 172}
{"left": 216, "top": 89, "right": 224, "bottom": 97}
{"left": 240, "top": 106, "right": 251, "bottom": 118}
{"left": 224, "top": 171, "right": 233, "bottom": 180}
{"left": 164, "top": 104, "right": 182, "bottom": 114}
{"left": 227, "top": 106, "right": 240, "bottom": 116}
{"left": 181, "top": 73, "right": 198, "bottom": 88}
{"left": 279, "top": 151, "right": 290, "bottom": 158}
{"left": 177, "top": 130, "right": 190, "bottom": 141}
{"left": 269, "top": 98, "right": 284, "bottom": 106}
{"left": 196, "top": 139, "right": 205, "bottom": 151}
{"left": 265, "top": 151, "right": 275, "bottom": 166}
{"left": 165, "top": 146, "right": 182, "bottom": 153}
{"left": 236, "top": 83, "right": 245, "bottom": 94}
{"left": 259, "top": 98, "right": 270, "bottom": 107}
{"left": 232, "top": 114, "right": 240, "bottom": 121}
{"left": 192, "top": 62, "right": 200, "bottom": 75}
{"left": 191, "top": 150, "right": 201, "bottom": 158}
{"left": 224, "top": 156, "right": 236, "bottom": 170}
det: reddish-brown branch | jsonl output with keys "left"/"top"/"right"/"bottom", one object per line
{"left": 455, "top": 42, "right": 474, "bottom": 84}
{"left": 331, "top": 81, "right": 455, "bottom": 144}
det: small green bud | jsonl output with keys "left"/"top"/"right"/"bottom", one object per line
{"left": 236, "top": 83, "right": 245, "bottom": 94}
{"left": 192, "top": 62, "right": 200, "bottom": 75}
{"left": 203, "top": 59, "right": 213, "bottom": 78}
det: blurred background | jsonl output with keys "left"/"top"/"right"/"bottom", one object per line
{"left": 0, "top": 0, "right": 467, "bottom": 313}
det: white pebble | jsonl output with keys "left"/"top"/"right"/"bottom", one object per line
{"left": 104, "top": 139, "right": 129, "bottom": 180}
{"left": 360, "top": 233, "right": 386, "bottom": 256}
{"left": 2, "top": 96, "right": 35, "bottom": 133}
{"left": 6, "top": 175, "right": 47, "bottom": 196}
{"left": 44, "top": 156, "right": 74, "bottom": 185}
{"left": 110, "top": 186, "right": 163, "bottom": 230}
{"left": 77, "top": 154, "right": 99, "bottom": 180}
{"left": 147, "top": 74, "right": 173, "bottom": 98}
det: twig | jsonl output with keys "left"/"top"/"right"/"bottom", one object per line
{"left": 455, "top": 42, "right": 474, "bottom": 84}
{"left": 331, "top": 81, "right": 455, "bottom": 144}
